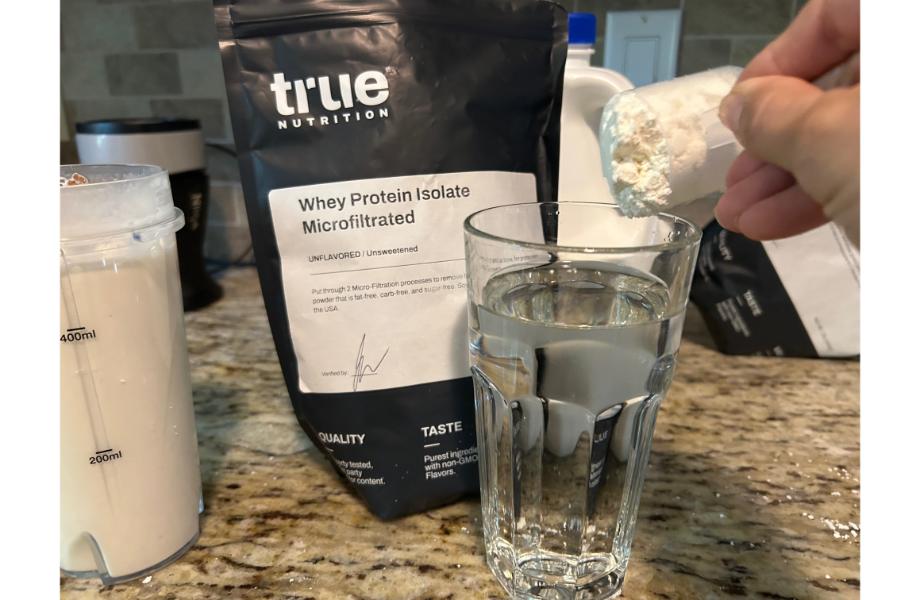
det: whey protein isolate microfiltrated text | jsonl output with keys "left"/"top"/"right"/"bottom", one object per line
{"left": 214, "top": 0, "right": 566, "bottom": 518}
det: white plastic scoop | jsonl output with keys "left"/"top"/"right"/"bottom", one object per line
{"left": 599, "top": 56, "right": 860, "bottom": 217}
{"left": 599, "top": 66, "right": 742, "bottom": 217}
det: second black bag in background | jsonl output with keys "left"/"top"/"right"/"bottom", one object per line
{"left": 690, "top": 221, "right": 860, "bottom": 358}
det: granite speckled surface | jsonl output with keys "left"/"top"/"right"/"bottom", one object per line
{"left": 61, "top": 268, "right": 860, "bottom": 599}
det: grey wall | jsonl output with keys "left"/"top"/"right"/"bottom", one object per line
{"left": 60, "top": 0, "right": 807, "bottom": 178}
{"left": 60, "top": 0, "right": 236, "bottom": 178}
{"left": 558, "top": 0, "right": 806, "bottom": 73}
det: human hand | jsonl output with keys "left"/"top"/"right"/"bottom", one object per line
{"left": 715, "top": 0, "right": 860, "bottom": 246}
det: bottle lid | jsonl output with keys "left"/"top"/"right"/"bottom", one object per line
{"left": 60, "top": 164, "right": 183, "bottom": 251}
{"left": 568, "top": 13, "right": 596, "bottom": 45}
{"left": 75, "top": 118, "right": 200, "bottom": 135}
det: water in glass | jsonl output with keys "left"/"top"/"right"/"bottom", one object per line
{"left": 469, "top": 260, "right": 683, "bottom": 599}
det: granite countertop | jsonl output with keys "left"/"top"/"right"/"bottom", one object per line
{"left": 61, "top": 267, "right": 860, "bottom": 599}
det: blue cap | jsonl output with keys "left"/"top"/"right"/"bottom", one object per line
{"left": 568, "top": 12, "right": 596, "bottom": 45}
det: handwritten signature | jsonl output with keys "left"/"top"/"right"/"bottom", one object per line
{"left": 352, "top": 333, "right": 389, "bottom": 391}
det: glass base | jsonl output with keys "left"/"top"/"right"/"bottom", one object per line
{"left": 488, "top": 545, "right": 627, "bottom": 600}
{"left": 61, "top": 527, "right": 199, "bottom": 586}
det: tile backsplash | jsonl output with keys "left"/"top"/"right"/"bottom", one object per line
{"left": 61, "top": 0, "right": 233, "bottom": 177}
{"left": 566, "top": 0, "right": 802, "bottom": 74}
{"left": 60, "top": 0, "right": 806, "bottom": 180}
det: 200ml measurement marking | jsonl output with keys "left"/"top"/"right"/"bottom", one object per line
{"left": 89, "top": 449, "right": 123, "bottom": 465}
{"left": 61, "top": 327, "right": 96, "bottom": 343}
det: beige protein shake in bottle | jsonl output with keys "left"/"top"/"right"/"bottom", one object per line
{"left": 60, "top": 165, "right": 202, "bottom": 584}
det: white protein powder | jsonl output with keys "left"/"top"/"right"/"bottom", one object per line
{"left": 600, "top": 67, "right": 740, "bottom": 217}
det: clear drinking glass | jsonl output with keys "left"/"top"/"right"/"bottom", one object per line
{"left": 464, "top": 202, "right": 700, "bottom": 599}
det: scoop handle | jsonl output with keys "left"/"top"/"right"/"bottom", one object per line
{"left": 705, "top": 52, "right": 859, "bottom": 151}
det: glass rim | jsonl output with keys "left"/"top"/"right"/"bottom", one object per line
{"left": 463, "top": 201, "right": 702, "bottom": 254}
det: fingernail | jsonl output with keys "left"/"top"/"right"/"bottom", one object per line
{"left": 714, "top": 214, "right": 737, "bottom": 232}
{"left": 719, "top": 93, "right": 743, "bottom": 133}
{"left": 714, "top": 202, "right": 739, "bottom": 232}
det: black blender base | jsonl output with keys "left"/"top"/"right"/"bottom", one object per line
{"left": 182, "top": 279, "right": 223, "bottom": 312}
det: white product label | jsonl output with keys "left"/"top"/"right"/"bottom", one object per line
{"left": 268, "top": 171, "right": 537, "bottom": 393}
{"left": 763, "top": 222, "right": 860, "bottom": 356}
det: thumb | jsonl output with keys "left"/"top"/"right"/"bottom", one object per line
{"left": 719, "top": 77, "right": 860, "bottom": 239}
{"left": 718, "top": 75, "right": 822, "bottom": 174}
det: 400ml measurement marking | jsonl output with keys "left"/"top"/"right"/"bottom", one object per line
{"left": 61, "top": 326, "right": 96, "bottom": 343}
{"left": 89, "top": 448, "right": 123, "bottom": 465}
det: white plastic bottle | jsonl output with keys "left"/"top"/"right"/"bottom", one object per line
{"left": 558, "top": 13, "right": 633, "bottom": 204}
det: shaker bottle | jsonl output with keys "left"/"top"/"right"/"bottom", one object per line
{"left": 60, "top": 165, "right": 203, "bottom": 583}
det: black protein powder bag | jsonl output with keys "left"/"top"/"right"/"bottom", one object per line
{"left": 690, "top": 222, "right": 859, "bottom": 358}
{"left": 214, "top": 0, "right": 566, "bottom": 518}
